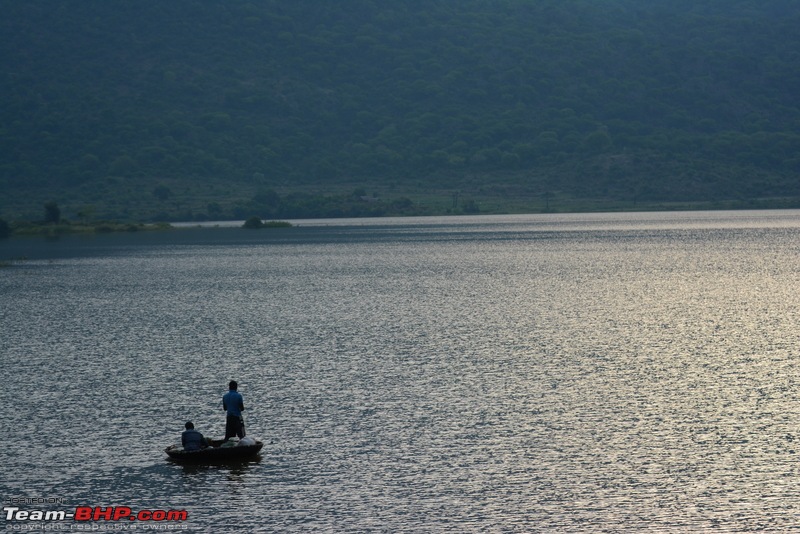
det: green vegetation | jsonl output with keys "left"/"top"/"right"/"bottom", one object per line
{"left": 9, "top": 220, "right": 172, "bottom": 237}
{"left": 2, "top": 1, "right": 799, "bottom": 221}
{"left": 0, "top": 202, "right": 171, "bottom": 238}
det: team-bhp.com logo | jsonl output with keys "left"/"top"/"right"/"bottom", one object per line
{"left": 4, "top": 505, "right": 188, "bottom": 523}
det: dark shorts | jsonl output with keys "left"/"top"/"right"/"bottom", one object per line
{"left": 225, "top": 415, "right": 245, "bottom": 440}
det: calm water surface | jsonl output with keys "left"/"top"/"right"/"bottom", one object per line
{"left": 2, "top": 211, "right": 800, "bottom": 532}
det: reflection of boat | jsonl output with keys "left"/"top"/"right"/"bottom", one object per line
{"left": 165, "top": 439, "right": 263, "bottom": 463}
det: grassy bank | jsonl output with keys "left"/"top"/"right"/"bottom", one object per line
{"left": 8, "top": 221, "right": 173, "bottom": 237}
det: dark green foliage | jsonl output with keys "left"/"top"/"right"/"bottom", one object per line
{"left": 262, "top": 220, "right": 292, "bottom": 228}
{"left": 242, "top": 216, "right": 264, "bottom": 229}
{"left": 240, "top": 190, "right": 424, "bottom": 219}
{"left": 2, "top": 1, "right": 800, "bottom": 220}
{"left": 153, "top": 185, "right": 172, "bottom": 201}
{"left": 43, "top": 202, "right": 60, "bottom": 224}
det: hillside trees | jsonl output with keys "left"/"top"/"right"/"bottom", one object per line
{"left": 44, "top": 201, "right": 61, "bottom": 224}
{"left": 1, "top": 0, "right": 799, "bottom": 219}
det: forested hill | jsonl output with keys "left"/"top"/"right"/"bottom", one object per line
{"left": 2, "top": 0, "right": 800, "bottom": 221}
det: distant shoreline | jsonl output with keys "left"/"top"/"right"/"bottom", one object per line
{"left": 4, "top": 209, "right": 800, "bottom": 266}
{"left": 5, "top": 199, "right": 800, "bottom": 239}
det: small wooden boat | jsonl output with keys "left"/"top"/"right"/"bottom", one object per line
{"left": 165, "top": 439, "right": 263, "bottom": 463}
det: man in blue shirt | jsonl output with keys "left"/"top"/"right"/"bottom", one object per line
{"left": 223, "top": 380, "right": 245, "bottom": 440}
{"left": 181, "top": 421, "right": 207, "bottom": 451}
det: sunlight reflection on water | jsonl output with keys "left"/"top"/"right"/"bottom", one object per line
{"left": 2, "top": 211, "right": 800, "bottom": 531}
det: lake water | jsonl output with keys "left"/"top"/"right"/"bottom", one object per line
{"left": 2, "top": 210, "right": 800, "bottom": 532}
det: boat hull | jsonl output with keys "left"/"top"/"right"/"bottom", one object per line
{"left": 165, "top": 441, "right": 263, "bottom": 463}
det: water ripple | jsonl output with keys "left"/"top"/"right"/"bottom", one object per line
{"left": 2, "top": 212, "right": 800, "bottom": 531}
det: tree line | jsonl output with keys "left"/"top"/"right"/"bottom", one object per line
{"left": 2, "top": 0, "right": 799, "bottom": 221}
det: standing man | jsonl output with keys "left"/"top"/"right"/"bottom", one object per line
{"left": 223, "top": 380, "right": 245, "bottom": 440}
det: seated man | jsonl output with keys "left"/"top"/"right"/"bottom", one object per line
{"left": 181, "top": 421, "right": 208, "bottom": 451}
